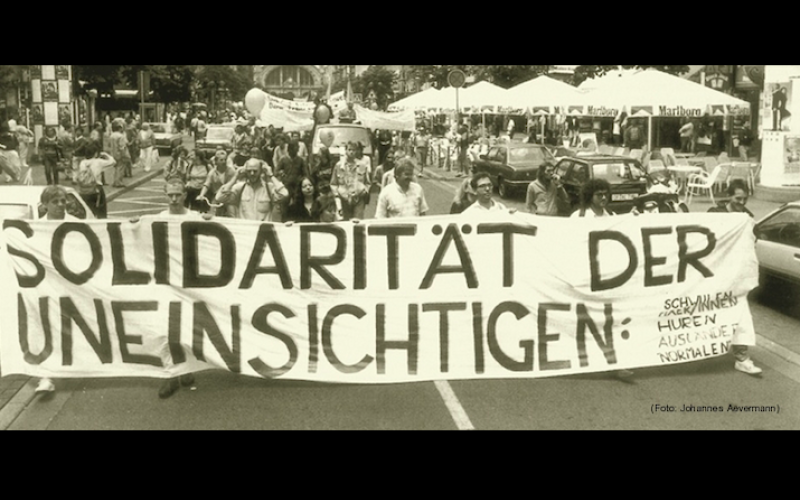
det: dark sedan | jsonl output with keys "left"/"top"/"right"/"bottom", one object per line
{"left": 553, "top": 155, "right": 649, "bottom": 214}
{"left": 471, "top": 142, "right": 556, "bottom": 198}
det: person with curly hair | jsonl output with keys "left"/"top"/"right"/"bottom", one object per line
{"left": 570, "top": 178, "right": 614, "bottom": 218}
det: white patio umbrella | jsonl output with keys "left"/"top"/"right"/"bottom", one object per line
{"left": 387, "top": 87, "right": 441, "bottom": 111}
{"left": 507, "top": 75, "right": 585, "bottom": 115}
{"left": 579, "top": 69, "right": 752, "bottom": 150}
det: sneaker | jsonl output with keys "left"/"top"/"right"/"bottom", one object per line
{"left": 158, "top": 378, "right": 180, "bottom": 399}
{"left": 735, "top": 359, "right": 763, "bottom": 376}
{"left": 35, "top": 377, "right": 55, "bottom": 393}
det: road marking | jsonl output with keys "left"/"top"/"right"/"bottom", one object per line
{"left": 433, "top": 380, "right": 475, "bottom": 430}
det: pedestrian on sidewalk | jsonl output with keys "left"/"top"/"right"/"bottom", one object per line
{"left": 124, "top": 117, "right": 139, "bottom": 177}
{"left": 707, "top": 179, "right": 762, "bottom": 376}
{"left": 13, "top": 120, "right": 34, "bottom": 168}
{"left": 415, "top": 128, "right": 430, "bottom": 174}
{"left": 138, "top": 123, "right": 156, "bottom": 172}
{"left": 38, "top": 126, "right": 64, "bottom": 185}
{"left": 107, "top": 122, "right": 131, "bottom": 188}
{"left": 0, "top": 120, "right": 22, "bottom": 182}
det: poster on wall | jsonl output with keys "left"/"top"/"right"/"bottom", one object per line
{"left": 41, "top": 81, "right": 58, "bottom": 102}
{"left": 31, "top": 104, "right": 43, "bottom": 124}
{"left": 41, "top": 65, "right": 55, "bottom": 81}
{"left": 44, "top": 101, "right": 58, "bottom": 126}
{"left": 55, "top": 65, "right": 69, "bottom": 80}
{"left": 31, "top": 80, "right": 41, "bottom": 102}
{"left": 784, "top": 136, "right": 800, "bottom": 175}
{"left": 58, "top": 104, "right": 72, "bottom": 124}
{"left": 58, "top": 80, "right": 71, "bottom": 103}
{"left": 30, "top": 65, "right": 41, "bottom": 79}
{"left": 767, "top": 82, "right": 792, "bottom": 131}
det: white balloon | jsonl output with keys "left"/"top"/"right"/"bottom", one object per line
{"left": 244, "top": 89, "right": 267, "bottom": 117}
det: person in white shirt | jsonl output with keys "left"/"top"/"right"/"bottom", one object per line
{"left": 376, "top": 160, "right": 428, "bottom": 219}
{"left": 34, "top": 186, "right": 80, "bottom": 397}
{"left": 461, "top": 172, "right": 509, "bottom": 213}
{"left": 76, "top": 142, "right": 115, "bottom": 218}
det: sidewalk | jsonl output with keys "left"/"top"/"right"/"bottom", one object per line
{"left": 0, "top": 154, "right": 165, "bottom": 427}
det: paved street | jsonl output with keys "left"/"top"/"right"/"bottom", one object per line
{"left": 1, "top": 136, "right": 799, "bottom": 430}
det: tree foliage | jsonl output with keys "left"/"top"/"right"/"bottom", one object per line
{"left": 571, "top": 65, "right": 691, "bottom": 86}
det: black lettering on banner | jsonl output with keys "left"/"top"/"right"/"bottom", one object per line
{"left": 52, "top": 223, "right": 103, "bottom": 285}
{"left": 487, "top": 301, "right": 533, "bottom": 372}
{"left": 353, "top": 224, "right": 366, "bottom": 289}
{"left": 167, "top": 301, "right": 185, "bottom": 364}
{"left": 152, "top": 222, "right": 170, "bottom": 284}
{"left": 3, "top": 220, "right": 45, "bottom": 288}
{"left": 420, "top": 224, "right": 477, "bottom": 289}
{"left": 422, "top": 302, "right": 467, "bottom": 373}
{"left": 308, "top": 304, "right": 319, "bottom": 373}
{"left": 375, "top": 304, "right": 419, "bottom": 375}
{"left": 60, "top": 298, "right": 113, "bottom": 365}
{"left": 367, "top": 224, "right": 416, "bottom": 290}
{"left": 576, "top": 303, "right": 617, "bottom": 367}
{"left": 300, "top": 225, "right": 346, "bottom": 290}
{"left": 249, "top": 303, "right": 298, "bottom": 378}
{"left": 182, "top": 222, "right": 236, "bottom": 288}
{"left": 321, "top": 304, "right": 374, "bottom": 373}
{"left": 107, "top": 223, "right": 151, "bottom": 286}
{"left": 642, "top": 227, "right": 674, "bottom": 287}
{"left": 589, "top": 230, "right": 637, "bottom": 291}
{"left": 537, "top": 303, "right": 572, "bottom": 371}
{"left": 239, "top": 224, "right": 293, "bottom": 289}
{"left": 112, "top": 301, "right": 163, "bottom": 367}
{"left": 477, "top": 223, "right": 538, "bottom": 287}
{"left": 17, "top": 294, "right": 52, "bottom": 364}
{"left": 677, "top": 225, "right": 716, "bottom": 282}
{"left": 191, "top": 302, "right": 241, "bottom": 373}
{"left": 472, "top": 302, "right": 485, "bottom": 374}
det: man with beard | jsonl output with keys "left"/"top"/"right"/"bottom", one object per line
{"left": 526, "top": 162, "right": 569, "bottom": 216}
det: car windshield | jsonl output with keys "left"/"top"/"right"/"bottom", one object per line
{"left": 206, "top": 127, "right": 235, "bottom": 141}
{"left": 509, "top": 147, "right": 552, "bottom": 163}
{"left": 0, "top": 204, "right": 33, "bottom": 220}
{"left": 313, "top": 127, "right": 373, "bottom": 153}
{"left": 592, "top": 161, "right": 645, "bottom": 181}
{"left": 149, "top": 123, "right": 167, "bottom": 133}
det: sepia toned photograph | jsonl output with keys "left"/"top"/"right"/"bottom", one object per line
{"left": 0, "top": 64, "right": 797, "bottom": 432}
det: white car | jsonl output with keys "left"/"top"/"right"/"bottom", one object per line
{"left": 754, "top": 201, "right": 800, "bottom": 288}
{"left": 0, "top": 185, "right": 96, "bottom": 220}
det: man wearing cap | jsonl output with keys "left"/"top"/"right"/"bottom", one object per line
{"left": 215, "top": 158, "right": 287, "bottom": 221}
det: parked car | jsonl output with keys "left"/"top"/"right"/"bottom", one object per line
{"left": 471, "top": 142, "right": 556, "bottom": 198}
{"left": 147, "top": 122, "right": 183, "bottom": 155}
{"left": 553, "top": 155, "right": 649, "bottom": 214}
{"left": 310, "top": 123, "right": 374, "bottom": 170}
{"left": 195, "top": 124, "right": 236, "bottom": 158}
{"left": 0, "top": 185, "right": 96, "bottom": 220}
{"left": 754, "top": 201, "right": 800, "bottom": 288}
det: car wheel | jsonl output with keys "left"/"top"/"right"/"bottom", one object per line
{"left": 498, "top": 179, "right": 511, "bottom": 199}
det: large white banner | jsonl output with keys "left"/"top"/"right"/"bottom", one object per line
{"left": 0, "top": 212, "right": 758, "bottom": 383}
